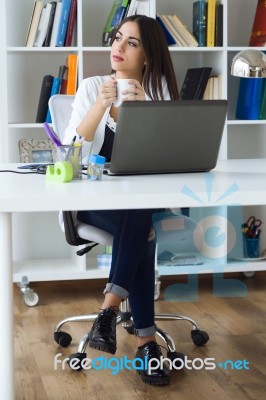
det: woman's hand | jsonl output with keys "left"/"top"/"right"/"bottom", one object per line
{"left": 97, "top": 77, "right": 117, "bottom": 109}
{"left": 121, "top": 79, "right": 146, "bottom": 102}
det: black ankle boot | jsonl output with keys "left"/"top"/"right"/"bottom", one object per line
{"left": 89, "top": 308, "right": 117, "bottom": 354}
{"left": 136, "top": 341, "right": 170, "bottom": 386}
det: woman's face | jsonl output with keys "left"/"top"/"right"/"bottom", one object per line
{"left": 110, "top": 21, "right": 146, "bottom": 79}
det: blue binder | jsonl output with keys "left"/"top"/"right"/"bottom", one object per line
{"left": 236, "top": 78, "right": 264, "bottom": 120}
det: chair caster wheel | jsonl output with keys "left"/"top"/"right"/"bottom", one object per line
{"left": 191, "top": 329, "right": 209, "bottom": 346}
{"left": 54, "top": 331, "right": 72, "bottom": 347}
{"left": 167, "top": 351, "right": 185, "bottom": 368}
{"left": 23, "top": 290, "right": 39, "bottom": 307}
{"left": 243, "top": 271, "right": 255, "bottom": 278}
{"left": 68, "top": 352, "right": 87, "bottom": 371}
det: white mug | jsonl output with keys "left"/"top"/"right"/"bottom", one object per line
{"left": 114, "top": 79, "right": 135, "bottom": 107}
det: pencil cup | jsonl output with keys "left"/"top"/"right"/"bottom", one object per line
{"left": 242, "top": 234, "right": 260, "bottom": 258}
{"left": 56, "top": 145, "right": 82, "bottom": 180}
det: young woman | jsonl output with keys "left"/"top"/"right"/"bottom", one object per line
{"left": 64, "top": 15, "right": 179, "bottom": 386}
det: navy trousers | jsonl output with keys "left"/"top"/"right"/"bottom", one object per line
{"left": 77, "top": 209, "right": 160, "bottom": 331}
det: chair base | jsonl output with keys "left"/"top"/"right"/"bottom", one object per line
{"left": 54, "top": 299, "right": 209, "bottom": 370}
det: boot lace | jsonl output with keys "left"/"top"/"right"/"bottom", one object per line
{"left": 146, "top": 342, "right": 164, "bottom": 361}
{"left": 98, "top": 307, "right": 118, "bottom": 328}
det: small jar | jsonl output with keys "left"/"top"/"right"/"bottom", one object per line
{"left": 87, "top": 154, "right": 106, "bottom": 180}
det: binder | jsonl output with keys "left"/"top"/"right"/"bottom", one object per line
{"left": 236, "top": 78, "right": 264, "bottom": 120}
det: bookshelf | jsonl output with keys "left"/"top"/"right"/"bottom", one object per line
{"left": 1, "top": 0, "right": 266, "bottom": 302}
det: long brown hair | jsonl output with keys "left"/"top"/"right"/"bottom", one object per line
{"left": 110, "top": 15, "right": 179, "bottom": 100}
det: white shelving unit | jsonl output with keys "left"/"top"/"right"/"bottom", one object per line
{"left": 1, "top": 0, "right": 266, "bottom": 292}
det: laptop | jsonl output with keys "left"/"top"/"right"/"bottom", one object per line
{"left": 106, "top": 100, "right": 228, "bottom": 175}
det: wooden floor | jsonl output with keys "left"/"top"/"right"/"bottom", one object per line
{"left": 14, "top": 272, "right": 266, "bottom": 400}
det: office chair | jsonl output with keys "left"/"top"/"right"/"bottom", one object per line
{"left": 49, "top": 94, "right": 209, "bottom": 370}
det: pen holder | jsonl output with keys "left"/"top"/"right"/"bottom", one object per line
{"left": 242, "top": 234, "right": 260, "bottom": 258}
{"left": 56, "top": 145, "right": 82, "bottom": 180}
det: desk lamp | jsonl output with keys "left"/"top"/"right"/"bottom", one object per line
{"left": 231, "top": 49, "right": 266, "bottom": 78}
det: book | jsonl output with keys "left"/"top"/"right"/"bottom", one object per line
{"left": 65, "top": 0, "right": 77, "bottom": 46}
{"left": 217, "top": 75, "right": 222, "bottom": 98}
{"left": 136, "top": 0, "right": 149, "bottom": 16}
{"left": 102, "top": 0, "right": 130, "bottom": 46}
{"left": 123, "top": 0, "right": 131, "bottom": 18}
{"left": 58, "top": 64, "right": 67, "bottom": 83}
{"left": 157, "top": 14, "right": 198, "bottom": 47}
{"left": 36, "top": 74, "right": 54, "bottom": 122}
{"left": 44, "top": 2, "right": 57, "bottom": 46}
{"left": 102, "top": 0, "right": 121, "bottom": 46}
{"left": 156, "top": 15, "right": 176, "bottom": 46}
{"left": 50, "top": 1, "right": 62, "bottom": 47}
{"left": 161, "top": 15, "right": 187, "bottom": 46}
{"left": 112, "top": 1, "right": 130, "bottom": 31}
{"left": 45, "top": 77, "right": 61, "bottom": 123}
{"left": 206, "top": 0, "right": 216, "bottom": 47}
{"left": 203, "top": 76, "right": 222, "bottom": 99}
{"left": 249, "top": 0, "right": 266, "bottom": 46}
{"left": 170, "top": 15, "right": 198, "bottom": 46}
{"left": 236, "top": 78, "right": 264, "bottom": 120}
{"left": 193, "top": 0, "right": 207, "bottom": 47}
{"left": 45, "top": 65, "right": 66, "bottom": 122}
{"left": 25, "top": 1, "right": 43, "bottom": 47}
{"left": 66, "top": 54, "right": 78, "bottom": 95}
{"left": 60, "top": 68, "right": 67, "bottom": 94}
{"left": 33, "top": 6, "right": 46, "bottom": 46}
{"left": 160, "top": 15, "right": 186, "bottom": 46}
{"left": 56, "top": 0, "right": 72, "bottom": 46}
{"left": 34, "top": 3, "right": 52, "bottom": 47}
{"left": 215, "top": 1, "right": 223, "bottom": 46}
{"left": 180, "top": 67, "right": 212, "bottom": 100}
{"left": 212, "top": 75, "right": 222, "bottom": 99}
{"left": 126, "top": 0, "right": 137, "bottom": 17}
{"left": 259, "top": 80, "right": 266, "bottom": 119}
{"left": 203, "top": 76, "right": 213, "bottom": 99}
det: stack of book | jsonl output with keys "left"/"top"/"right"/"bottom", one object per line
{"left": 25, "top": 0, "right": 77, "bottom": 47}
{"left": 102, "top": 0, "right": 150, "bottom": 46}
{"left": 180, "top": 67, "right": 223, "bottom": 101}
{"left": 180, "top": 67, "right": 212, "bottom": 100}
{"left": 203, "top": 75, "right": 222, "bottom": 100}
{"left": 157, "top": 14, "right": 198, "bottom": 47}
{"left": 36, "top": 54, "right": 78, "bottom": 123}
{"left": 192, "top": 0, "right": 223, "bottom": 47}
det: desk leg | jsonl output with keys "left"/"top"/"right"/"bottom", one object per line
{"left": 0, "top": 212, "right": 14, "bottom": 399}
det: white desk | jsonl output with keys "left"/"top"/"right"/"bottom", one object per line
{"left": 1, "top": 159, "right": 266, "bottom": 399}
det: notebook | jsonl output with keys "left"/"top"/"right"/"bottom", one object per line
{"left": 107, "top": 100, "right": 228, "bottom": 175}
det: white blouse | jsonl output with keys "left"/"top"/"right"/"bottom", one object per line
{"left": 64, "top": 74, "right": 171, "bottom": 163}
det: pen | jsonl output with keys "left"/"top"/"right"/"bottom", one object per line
{"left": 73, "top": 141, "right": 82, "bottom": 159}
{"left": 77, "top": 135, "right": 84, "bottom": 144}
{"left": 65, "top": 136, "right": 76, "bottom": 161}
{"left": 43, "top": 122, "right": 63, "bottom": 147}
{"left": 43, "top": 122, "right": 66, "bottom": 155}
